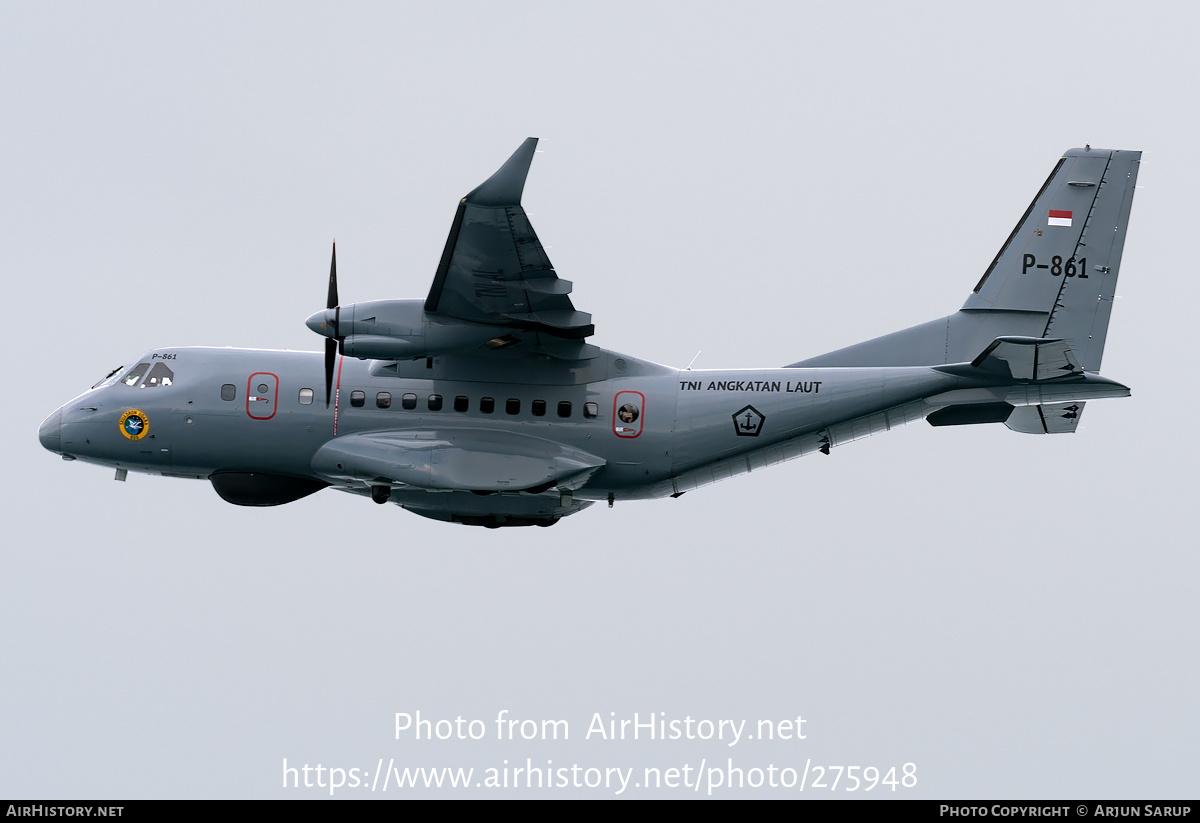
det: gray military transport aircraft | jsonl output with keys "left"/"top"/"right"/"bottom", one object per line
{"left": 39, "top": 140, "right": 1139, "bottom": 527}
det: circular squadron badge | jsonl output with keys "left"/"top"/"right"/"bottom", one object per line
{"left": 118, "top": 409, "right": 151, "bottom": 441}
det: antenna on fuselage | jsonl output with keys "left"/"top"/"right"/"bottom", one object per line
{"left": 685, "top": 350, "right": 702, "bottom": 371}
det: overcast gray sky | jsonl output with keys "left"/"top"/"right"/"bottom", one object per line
{"left": 2, "top": 1, "right": 1196, "bottom": 798}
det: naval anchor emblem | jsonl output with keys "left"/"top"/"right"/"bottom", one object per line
{"left": 732, "top": 405, "right": 765, "bottom": 437}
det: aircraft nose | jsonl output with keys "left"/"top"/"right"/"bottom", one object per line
{"left": 39, "top": 408, "right": 62, "bottom": 453}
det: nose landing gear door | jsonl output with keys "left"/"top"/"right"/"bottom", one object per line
{"left": 246, "top": 373, "right": 278, "bottom": 420}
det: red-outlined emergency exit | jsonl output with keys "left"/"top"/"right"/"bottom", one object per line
{"left": 612, "top": 390, "right": 644, "bottom": 438}
{"left": 246, "top": 372, "right": 278, "bottom": 420}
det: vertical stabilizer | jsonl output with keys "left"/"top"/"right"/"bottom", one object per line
{"left": 789, "top": 148, "right": 1140, "bottom": 372}
{"left": 963, "top": 147, "right": 1140, "bottom": 371}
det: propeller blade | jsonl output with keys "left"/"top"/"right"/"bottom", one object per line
{"left": 325, "top": 241, "right": 340, "bottom": 408}
{"left": 327, "top": 241, "right": 338, "bottom": 310}
{"left": 325, "top": 337, "right": 336, "bottom": 408}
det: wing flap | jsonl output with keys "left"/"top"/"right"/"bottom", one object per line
{"left": 500, "top": 309, "right": 595, "bottom": 332}
{"left": 522, "top": 275, "right": 573, "bottom": 295}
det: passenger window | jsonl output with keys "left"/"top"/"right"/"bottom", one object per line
{"left": 350, "top": 390, "right": 365, "bottom": 407}
{"left": 123, "top": 363, "right": 151, "bottom": 387}
{"left": 402, "top": 393, "right": 417, "bottom": 410}
{"left": 584, "top": 402, "right": 599, "bottom": 419}
{"left": 506, "top": 398, "right": 520, "bottom": 415}
{"left": 558, "top": 401, "right": 572, "bottom": 418}
{"left": 531, "top": 399, "right": 546, "bottom": 417}
{"left": 221, "top": 383, "right": 236, "bottom": 401}
{"left": 480, "top": 397, "right": 495, "bottom": 414}
{"left": 298, "top": 388, "right": 314, "bottom": 405}
{"left": 454, "top": 396, "right": 469, "bottom": 413}
{"left": 376, "top": 392, "right": 391, "bottom": 409}
{"left": 428, "top": 394, "right": 443, "bottom": 411}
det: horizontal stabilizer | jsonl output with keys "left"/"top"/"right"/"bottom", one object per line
{"left": 923, "top": 398, "right": 1085, "bottom": 432}
{"left": 1005, "top": 402, "right": 1085, "bottom": 434}
{"left": 968, "top": 336, "right": 1082, "bottom": 380}
{"left": 925, "top": 373, "right": 1127, "bottom": 412}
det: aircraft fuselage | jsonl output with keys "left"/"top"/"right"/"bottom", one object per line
{"left": 41, "top": 345, "right": 984, "bottom": 507}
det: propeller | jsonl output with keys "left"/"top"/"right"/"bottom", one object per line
{"left": 324, "top": 241, "right": 341, "bottom": 408}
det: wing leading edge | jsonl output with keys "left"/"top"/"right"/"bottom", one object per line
{"left": 424, "top": 138, "right": 594, "bottom": 339}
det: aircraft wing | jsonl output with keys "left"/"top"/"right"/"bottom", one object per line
{"left": 423, "top": 138, "right": 594, "bottom": 339}
{"left": 310, "top": 428, "right": 605, "bottom": 492}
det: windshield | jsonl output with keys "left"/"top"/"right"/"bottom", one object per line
{"left": 92, "top": 356, "right": 177, "bottom": 390}
{"left": 92, "top": 357, "right": 141, "bottom": 389}
{"left": 91, "top": 365, "right": 124, "bottom": 389}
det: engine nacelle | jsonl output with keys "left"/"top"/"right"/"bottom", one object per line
{"left": 307, "top": 299, "right": 513, "bottom": 360}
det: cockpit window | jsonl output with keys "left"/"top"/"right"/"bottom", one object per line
{"left": 122, "top": 363, "right": 151, "bottom": 387}
{"left": 92, "top": 366, "right": 124, "bottom": 389}
{"left": 113, "top": 360, "right": 176, "bottom": 389}
{"left": 140, "top": 363, "right": 174, "bottom": 388}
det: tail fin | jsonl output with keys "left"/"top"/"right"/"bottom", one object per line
{"left": 789, "top": 148, "right": 1140, "bottom": 371}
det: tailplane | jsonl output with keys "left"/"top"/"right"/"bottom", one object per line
{"left": 926, "top": 335, "right": 1129, "bottom": 435}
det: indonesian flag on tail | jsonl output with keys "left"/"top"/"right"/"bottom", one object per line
{"left": 1048, "top": 209, "right": 1072, "bottom": 227}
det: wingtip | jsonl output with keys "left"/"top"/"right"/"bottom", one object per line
{"left": 466, "top": 138, "right": 540, "bottom": 206}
